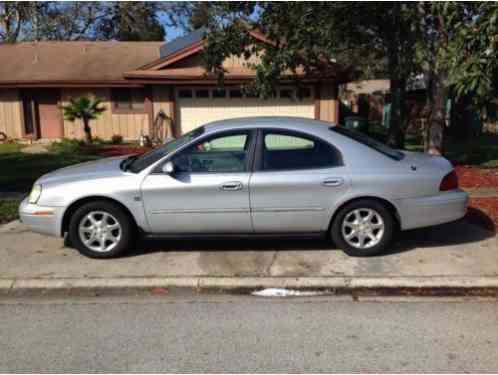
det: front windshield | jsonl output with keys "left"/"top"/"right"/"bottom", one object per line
{"left": 331, "top": 127, "right": 404, "bottom": 161}
{"left": 127, "top": 127, "right": 205, "bottom": 173}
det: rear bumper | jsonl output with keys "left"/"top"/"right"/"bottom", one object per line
{"left": 396, "top": 190, "right": 469, "bottom": 230}
{"left": 18, "top": 198, "right": 64, "bottom": 237}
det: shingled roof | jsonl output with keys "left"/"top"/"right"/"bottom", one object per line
{"left": 0, "top": 41, "right": 162, "bottom": 85}
{"left": 0, "top": 30, "right": 346, "bottom": 86}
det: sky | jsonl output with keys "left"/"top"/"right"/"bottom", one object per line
{"left": 165, "top": 25, "right": 185, "bottom": 41}
{"left": 158, "top": 11, "right": 186, "bottom": 42}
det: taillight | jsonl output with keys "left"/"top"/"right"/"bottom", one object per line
{"left": 439, "top": 170, "right": 459, "bottom": 191}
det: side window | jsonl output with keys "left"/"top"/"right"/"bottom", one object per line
{"left": 172, "top": 132, "right": 250, "bottom": 173}
{"left": 265, "top": 134, "right": 314, "bottom": 150}
{"left": 262, "top": 132, "right": 341, "bottom": 171}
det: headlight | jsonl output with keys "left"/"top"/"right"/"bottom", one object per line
{"left": 28, "top": 184, "right": 42, "bottom": 204}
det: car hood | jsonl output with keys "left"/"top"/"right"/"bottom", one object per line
{"left": 400, "top": 151, "right": 453, "bottom": 172}
{"left": 37, "top": 155, "right": 130, "bottom": 185}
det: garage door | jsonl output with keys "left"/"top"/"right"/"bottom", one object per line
{"left": 176, "top": 87, "right": 315, "bottom": 134}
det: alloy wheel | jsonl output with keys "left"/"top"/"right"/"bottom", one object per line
{"left": 78, "top": 211, "right": 122, "bottom": 253}
{"left": 341, "top": 208, "right": 385, "bottom": 250}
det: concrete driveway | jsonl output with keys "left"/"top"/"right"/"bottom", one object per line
{"left": 0, "top": 217, "right": 496, "bottom": 281}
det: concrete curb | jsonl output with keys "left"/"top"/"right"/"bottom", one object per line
{"left": 1, "top": 276, "right": 498, "bottom": 296}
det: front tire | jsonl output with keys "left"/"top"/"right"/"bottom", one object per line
{"left": 68, "top": 201, "right": 134, "bottom": 259}
{"left": 331, "top": 199, "right": 395, "bottom": 257}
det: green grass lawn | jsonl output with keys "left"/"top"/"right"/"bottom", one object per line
{"left": 0, "top": 143, "right": 23, "bottom": 154}
{"left": 0, "top": 142, "right": 103, "bottom": 223}
{"left": 404, "top": 135, "right": 498, "bottom": 168}
{"left": 440, "top": 136, "right": 498, "bottom": 168}
{"left": 0, "top": 143, "right": 101, "bottom": 193}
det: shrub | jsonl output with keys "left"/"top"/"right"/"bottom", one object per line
{"left": 62, "top": 95, "right": 106, "bottom": 144}
{"left": 48, "top": 138, "right": 83, "bottom": 154}
{"left": 111, "top": 134, "right": 124, "bottom": 144}
{"left": 92, "top": 136, "right": 106, "bottom": 145}
{"left": 0, "top": 199, "right": 20, "bottom": 224}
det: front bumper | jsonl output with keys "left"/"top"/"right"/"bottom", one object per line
{"left": 396, "top": 190, "right": 469, "bottom": 230}
{"left": 19, "top": 198, "right": 64, "bottom": 237}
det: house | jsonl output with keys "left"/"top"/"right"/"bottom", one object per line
{"left": 0, "top": 29, "right": 343, "bottom": 141}
{"left": 341, "top": 79, "right": 390, "bottom": 125}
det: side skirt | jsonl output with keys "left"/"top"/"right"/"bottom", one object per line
{"left": 143, "top": 232, "right": 327, "bottom": 240}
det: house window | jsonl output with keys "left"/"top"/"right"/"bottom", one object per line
{"left": 280, "top": 89, "right": 294, "bottom": 99}
{"left": 229, "top": 89, "right": 243, "bottom": 98}
{"left": 298, "top": 87, "right": 312, "bottom": 99}
{"left": 195, "top": 89, "right": 209, "bottom": 98}
{"left": 212, "top": 89, "right": 226, "bottom": 98}
{"left": 112, "top": 88, "right": 145, "bottom": 113}
{"left": 178, "top": 89, "right": 193, "bottom": 98}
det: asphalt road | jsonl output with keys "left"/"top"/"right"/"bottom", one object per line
{"left": 0, "top": 294, "right": 497, "bottom": 372}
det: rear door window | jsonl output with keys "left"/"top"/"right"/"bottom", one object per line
{"left": 261, "top": 131, "right": 341, "bottom": 171}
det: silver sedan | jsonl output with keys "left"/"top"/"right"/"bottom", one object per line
{"left": 20, "top": 117, "right": 468, "bottom": 258}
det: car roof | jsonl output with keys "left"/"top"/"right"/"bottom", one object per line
{"left": 203, "top": 116, "right": 336, "bottom": 133}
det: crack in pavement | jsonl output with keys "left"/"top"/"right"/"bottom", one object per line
{"left": 265, "top": 251, "right": 279, "bottom": 276}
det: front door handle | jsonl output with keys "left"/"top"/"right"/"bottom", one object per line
{"left": 322, "top": 177, "right": 344, "bottom": 187}
{"left": 220, "top": 181, "right": 243, "bottom": 191}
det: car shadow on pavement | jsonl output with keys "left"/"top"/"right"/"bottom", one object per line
{"left": 125, "top": 209, "right": 495, "bottom": 258}
{"left": 382, "top": 207, "right": 496, "bottom": 256}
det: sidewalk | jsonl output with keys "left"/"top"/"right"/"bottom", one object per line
{"left": 1, "top": 216, "right": 497, "bottom": 295}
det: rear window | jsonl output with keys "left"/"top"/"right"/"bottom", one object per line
{"left": 331, "top": 127, "right": 404, "bottom": 161}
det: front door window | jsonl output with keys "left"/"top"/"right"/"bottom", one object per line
{"left": 171, "top": 132, "right": 251, "bottom": 173}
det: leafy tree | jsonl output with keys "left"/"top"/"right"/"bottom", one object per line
{"left": 414, "top": 3, "right": 486, "bottom": 154}
{"left": 415, "top": 3, "right": 454, "bottom": 155}
{"left": 28, "top": 2, "right": 107, "bottom": 41}
{"left": 448, "top": 3, "right": 498, "bottom": 108}
{"left": 62, "top": 96, "right": 106, "bottom": 144}
{"left": 1, "top": 1, "right": 169, "bottom": 42}
{"left": 187, "top": 2, "right": 213, "bottom": 30}
{"left": 97, "top": 2, "right": 165, "bottom": 41}
{"left": 0, "top": 2, "right": 34, "bottom": 42}
{"left": 202, "top": 2, "right": 419, "bottom": 148}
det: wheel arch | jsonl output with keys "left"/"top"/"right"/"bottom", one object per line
{"left": 60, "top": 196, "right": 139, "bottom": 237}
{"left": 328, "top": 195, "right": 401, "bottom": 233}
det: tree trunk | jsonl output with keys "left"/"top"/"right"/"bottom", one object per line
{"left": 83, "top": 118, "right": 92, "bottom": 144}
{"left": 425, "top": 72, "right": 447, "bottom": 155}
{"left": 387, "top": 74, "right": 407, "bottom": 149}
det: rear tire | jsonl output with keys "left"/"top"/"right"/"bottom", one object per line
{"left": 331, "top": 199, "right": 395, "bottom": 257}
{"left": 68, "top": 201, "right": 134, "bottom": 259}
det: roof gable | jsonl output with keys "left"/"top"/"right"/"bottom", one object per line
{"left": 137, "top": 29, "right": 273, "bottom": 72}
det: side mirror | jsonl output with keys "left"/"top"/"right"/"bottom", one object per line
{"left": 162, "top": 161, "right": 175, "bottom": 175}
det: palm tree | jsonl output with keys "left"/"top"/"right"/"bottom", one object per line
{"left": 62, "top": 96, "right": 106, "bottom": 144}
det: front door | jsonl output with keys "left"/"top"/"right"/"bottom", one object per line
{"left": 38, "top": 90, "right": 63, "bottom": 139}
{"left": 250, "top": 129, "right": 350, "bottom": 233}
{"left": 141, "top": 130, "right": 256, "bottom": 233}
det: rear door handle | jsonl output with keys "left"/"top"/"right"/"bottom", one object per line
{"left": 220, "top": 181, "right": 243, "bottom": 191}
{"left": 322, "top": 177, "right": 344, "bottom": 187}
